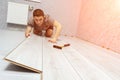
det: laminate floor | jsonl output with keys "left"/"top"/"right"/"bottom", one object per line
{"left": 1, "top": 30, "right": 120, "bottom": 80}
{"left": 0, "top": 30, "right": 41, "bottom": 80}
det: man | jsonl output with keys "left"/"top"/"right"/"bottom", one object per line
{"left": 25, "top": 9, "right": 62, "bottom": 43}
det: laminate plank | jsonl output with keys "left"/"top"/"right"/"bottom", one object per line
{"left": 42, "top": 37, "right": 82, "bottom": 80}
{"left": 4, "top": 34, "right": 43, "bottom": 73}
{"left": 61, "top": 36, "right": 120, "bottom": 80}
{"left": 54, "top": 37, "right": 112, "bottom": 80}
{"left": 0, "top": 30, "right": 41, "bottom": 80}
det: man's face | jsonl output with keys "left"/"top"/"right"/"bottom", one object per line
{"left": 33, "top": 16, "right": 44, "bottom": 26}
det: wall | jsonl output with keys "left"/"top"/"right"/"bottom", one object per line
{"left": 39, "top": 0, "right": 81, "bottom": 36}
{"left": 77, "top": 0, "right": 120, "bottom": 53}
{"left": 0, "top": 0, "right": 81, "bottom": 36}
{"left": 0, "top": 0, "right": 8, "bottom": 29}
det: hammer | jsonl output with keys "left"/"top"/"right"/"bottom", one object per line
{"left": 53, "top": 44, "right": 70, "bottom": 49}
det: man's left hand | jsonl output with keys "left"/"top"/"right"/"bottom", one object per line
{"left": 48, "top": 38, "right": 57, "bottom": 43}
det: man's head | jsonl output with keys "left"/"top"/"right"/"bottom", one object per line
{"left": 33, "top": 9, "right": 44, "bottom": 26}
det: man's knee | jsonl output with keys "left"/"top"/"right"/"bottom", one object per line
{"left": 45, "top": 29, "right": 53, "bottom": 37}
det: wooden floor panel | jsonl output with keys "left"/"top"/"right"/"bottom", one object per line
{"left": 3, "top": 33, "right": 120, "bottom": 80}
{"left": 55, "top": 37, "right": 112, "bottom": 80}
{"left": 61, "top": 36, "right": 120, "bottom": 80}
{"left": 0, "top": 30, "right": 41, "bottom": 80}
{"left": 42, "top": 37, "right": 82, "bottom": 80}
{"left": 4, "top": 35, "right": 43, "bottom": 73}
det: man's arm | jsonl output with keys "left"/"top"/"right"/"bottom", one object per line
{"left": 25, "top": 26, "right": 32, "bottom": 38}
{"left": 49, "top": 20, "right": 62, "bottom": 43}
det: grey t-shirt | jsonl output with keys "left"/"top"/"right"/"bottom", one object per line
{"left": 28, "top": 14, "right": 54, "bottom": 30}
{"left": 27, "top": 14, "right": 54, "bottom": 35}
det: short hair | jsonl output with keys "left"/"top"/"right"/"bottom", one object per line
{"left": 33, "top": 9, "right": 44, "bottom": 17}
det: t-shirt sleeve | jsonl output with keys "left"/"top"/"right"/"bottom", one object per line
{"left": 46, "top": 14, "right": 55, "bottom": 26}
{"left": 27, "top": 18, "right": 34, "bottom": 27}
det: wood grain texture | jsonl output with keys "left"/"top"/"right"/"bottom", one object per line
{"left": 61, "top": 36, "right": 120, "bottom": 80}
{"left": 3, "top": 32, "right": 120, "bottom": 80}
{"left": 42, "top": 37, "right": 82, "bottom": 80}
{"left": 0, "top": 30, "right": 41, "bottom": 80}
{"left": 4, "top": 34, "right": 43, "bottom": 73}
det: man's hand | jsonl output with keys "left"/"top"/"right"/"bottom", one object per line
{"left": 25, "top": 26, "right": 32, "bottom": 38}
{"left": 48, "top": 38, "right": 57, "bottom": 43}
{"left": 25, "top": 33, "right": 31, "bottom": 38}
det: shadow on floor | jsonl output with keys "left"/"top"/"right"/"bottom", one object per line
{"left": 5, "top": 63, "right": 37, "bottom": 73}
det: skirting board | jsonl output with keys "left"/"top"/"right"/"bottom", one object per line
{"left": 4, "top": 34, "right": 43, "bottom": 73}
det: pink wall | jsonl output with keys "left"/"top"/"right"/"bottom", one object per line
{"left": 77, "top": 0, "right": 120, "bottom": 53}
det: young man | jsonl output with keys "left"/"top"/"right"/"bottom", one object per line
{"left": 25, "top": 9, "right": 62, "bottom": 43}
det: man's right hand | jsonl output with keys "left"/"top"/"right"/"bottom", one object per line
{"left": 25, "top": 33, "right": 31, "bottom": 38}
{"left": 25, "top": 26, "right": 32, "bottom": 38}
